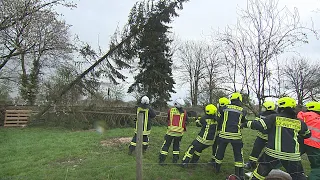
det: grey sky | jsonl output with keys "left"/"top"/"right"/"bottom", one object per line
{"left": 56, "top": 0, "right": 320, "bottom": 102}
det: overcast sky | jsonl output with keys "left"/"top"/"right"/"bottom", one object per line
{"left": 56, "top": 0, "right": 320, "bottom": 103}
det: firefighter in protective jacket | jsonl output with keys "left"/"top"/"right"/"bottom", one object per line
{"left": 159, "top": 98, "right": 188, "bottom": 164}
{"left": 209, "top": 97, "right": 230, "bottom": 164}
{"left": 245, "top": 101, "right": 277, "bottom": 169}
{"left": 242, "top": 97, "right": 311, "bottom": 180}
{"left": 213, "top": 92, "right": 247, "bottom": 180}
{"left": 297, "top": 101, "right": 320, "bottom": 180}
{"left": 181, "top": 104, "right": 219, "bottom": 167}
{"left": 128, "top": 96, "right": 156, "bottom": 154}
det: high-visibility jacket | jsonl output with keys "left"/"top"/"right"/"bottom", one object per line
{"left": 256, "top": 110, "right": 277, "bottom": 140}
{"left": 166, "top": 107, "right": 187, "bottom": 136}
{"left": 297, "top": 111, "right": 320, "bottom": 149}
{"left": 135, "top": 106, "right": 156, "bottom": 135}
{"left": 216, "top": 107, "right": 224, "bottom": 132}
{"left": 247, "top": 111, "right": 311, "bottom": 161}
{"left": 219, "top": 103, "right": 247, "bottom": 140}
{"left": 196, "top": 114, "right": 218, "bottom": 145}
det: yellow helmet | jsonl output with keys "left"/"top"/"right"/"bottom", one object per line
{"left": 219, "top": 97, "right": 230, "bottom": 107}
{"left": 205, "top": 104, "right": 217, "bottom": 115}
{"left": 305, "top": 101, "right": 320, "bottom": 112}
{"left": 263, "top": 101, "right": 276, "bottom": 111}
{"left": 277, "top": 97, "right": 296, "bottom": 108}
{"left": 230, "top": 92, "right": 242, "bottom": 102}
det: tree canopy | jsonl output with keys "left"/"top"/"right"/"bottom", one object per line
{"left": 112, "top": 0, "right": 189, "bottom": 108}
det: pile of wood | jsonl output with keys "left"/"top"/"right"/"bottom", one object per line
{"left": 4, "top": 110, "right": 32, "bottom": 127}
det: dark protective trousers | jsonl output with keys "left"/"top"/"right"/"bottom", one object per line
{"left": 250, "top": 153, "right": 307, "bottom": 180}
{"left": 211, "top": 136, "right": 220, "bottom": 160}
{"left": 159, "top": 134, "right": 182, "bottom": 163}
{"left": 305, "top": 145, "right": 320, "bottom": 180}
{"left": 129, "top": 133, "right": 149, "bottom": 153}
{"left": 182, "top": 139, "right": 210, "bottom": 164}
{"left": 249, "top": 136, "right": 267, "bottom": 162}
{"left": 215, "top": 139, "right": 244, "bottom": 179}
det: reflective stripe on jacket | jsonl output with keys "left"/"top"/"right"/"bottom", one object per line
{"left": 219, "top": 104, "right": 246, "bottom": 140}
{"left": 167, "top": 107, "right": 186, "bottom": 136}
{"left": 249, "top": 112, "right": 311, "bottom": 161}
{"left": 256, "top": 110, "right": 277, "bottom": 140}
{"left": 196, "top": 114, "right": 218, "bottom": 145}
{"left": 135, "top": 107, "right": 150, "bottom": 135}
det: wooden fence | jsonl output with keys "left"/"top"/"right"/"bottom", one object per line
{"left": 0, "top": 105, "right": 200, "bottom": 129}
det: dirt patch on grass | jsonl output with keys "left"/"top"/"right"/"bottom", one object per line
{"left": 100, "top": 137, "right": 131, "bottom": 147}
{"left": 59, "top": 158, "right": 83, "bottom": 164}
{"left": 51, "top": 157, "right": 83, "bottom": 167}
{"left": 72, "top": 129, "right": 96, "bottom": 132}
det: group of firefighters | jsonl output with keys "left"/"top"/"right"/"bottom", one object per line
{"left": 128, "top": 93, "right": 320, "bottom": 180}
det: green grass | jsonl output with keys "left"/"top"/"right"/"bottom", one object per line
{"left": 0, "top": 126, "right": 310, "bottom": 180}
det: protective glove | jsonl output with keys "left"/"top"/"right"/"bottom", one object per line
{"left": 195, "top": 119, "right": 202, "bottom": 127}
{"left": 240, "top": 122, "right": 247, "bottom": 129}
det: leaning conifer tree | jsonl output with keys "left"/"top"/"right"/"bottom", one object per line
{"left": 37, "top": 0, "right": 188, "bottom": 117}
{"left": 111, "top": 0, "right": 188, "bottom": 109}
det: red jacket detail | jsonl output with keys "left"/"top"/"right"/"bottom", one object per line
{"left": 167, "top": 108, "right": 187, "bottom": 131}
{"left": 297, "top": 111, "right": 320, "bottom": 149}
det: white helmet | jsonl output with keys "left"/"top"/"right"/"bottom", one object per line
{"left": 174, "top": 98, "right": 185, "bottom": 108}
{"left": 141, "top": 96, "right": 150, "bottom": 104}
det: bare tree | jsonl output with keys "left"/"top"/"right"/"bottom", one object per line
{"left": 0, "top": 0, "right": 75, "bottom": 66}
{"left": 198, "top": 45, "right": 225, "bottom": 104}
{"left": 0, "top": 0, "right": 76, "bottom": 105}
{"left": 218, "top": 30, "right": 251, "bottom": 93}
{"left": 106, "top": 84, "right": 125, "bottom": 101}
{"left": 8, "top": 9, "right": 73, "bottom": 105}
{"left": 283, "top": 57, "right": 320, "bottom": 106}
{"left": 266, "top": 57, "right": 286, "bottom": 98}
{"left": 217, "top": 0, "right": 316, "bottom": 112}
{"left": 177, "top": 41, "right": 208, "bottom": 106}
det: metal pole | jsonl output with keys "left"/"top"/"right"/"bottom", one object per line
{"left": 136, "top": 113, "right": 143, "bottom": 180}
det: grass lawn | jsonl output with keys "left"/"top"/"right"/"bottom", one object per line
{"left": 0, "top": 125, "right": 311, "bottom": 180}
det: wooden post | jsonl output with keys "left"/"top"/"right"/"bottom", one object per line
{"left": 136, "top": 113, "right": 144, "bottom": 180}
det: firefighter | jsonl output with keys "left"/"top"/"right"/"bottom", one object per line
{"left": 297, "top": 101, "right": 320, "bottom": 180}
{"left": 128, "top": 96, "right": 156, "bottom": 155}
{"left": 181, "top": 104, "right": 218, "bottom": 167}
{"left": 213, "top": 92, "right": 247, "bottom": 180}
{"left": 159, "top": 98, "right": 188, "bottom": 164}
{"left": 209, "top": 97, "right": 230, "bottom": 164}
{"left": 245, "top": 101, "right": 277, "bottom": 169}
{"left": 241, "top": 97, "right": 311, "bottom": 180}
